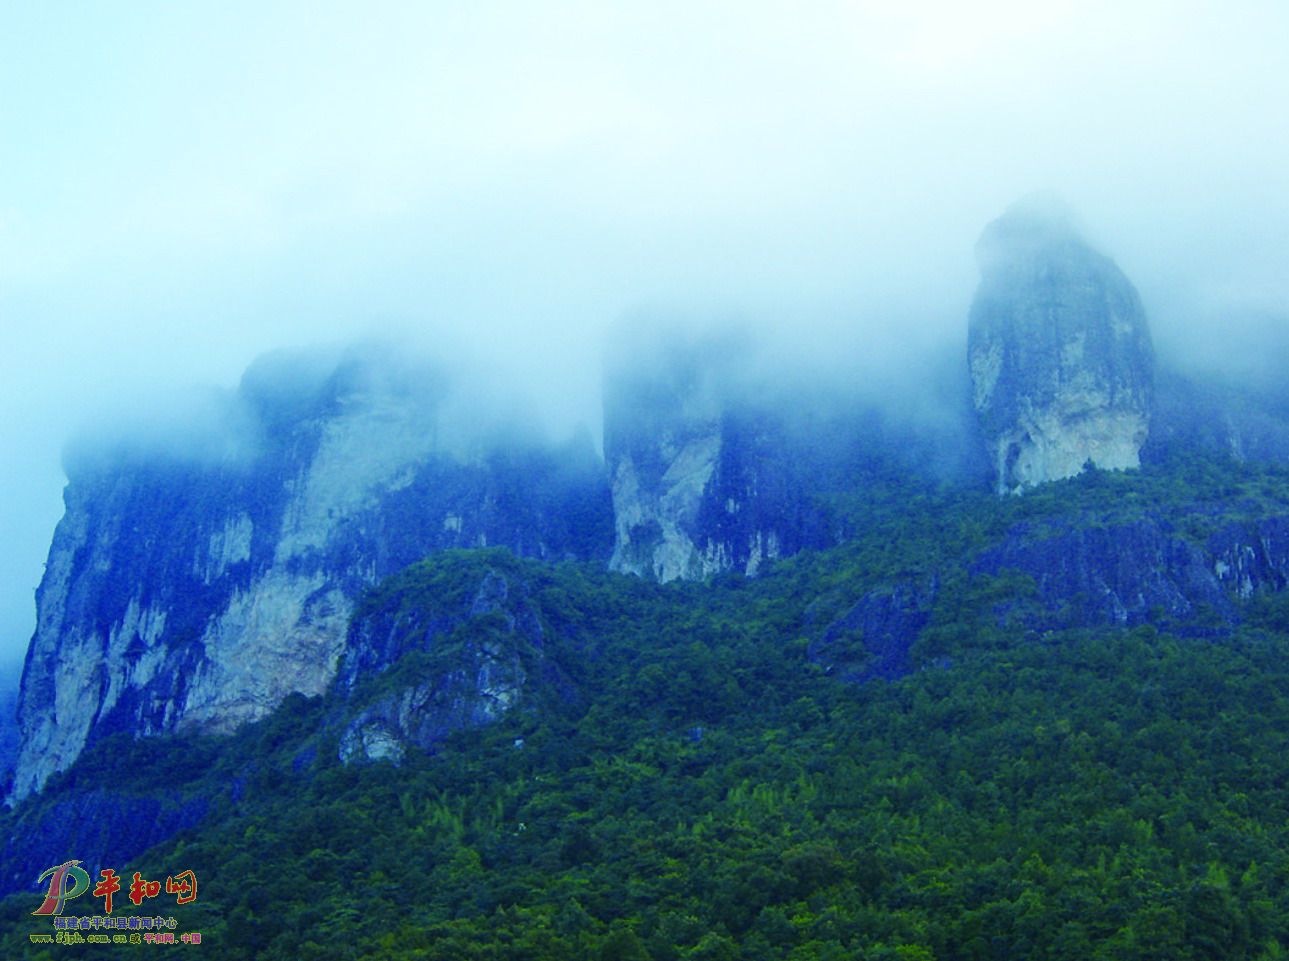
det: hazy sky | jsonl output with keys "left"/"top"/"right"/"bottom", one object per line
{"left": 2, "top": 0, "right": 1288, "bottom": 668}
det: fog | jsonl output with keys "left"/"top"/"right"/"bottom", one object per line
{"left": 2, "top": 0, "right": 1288, "bottom": 667}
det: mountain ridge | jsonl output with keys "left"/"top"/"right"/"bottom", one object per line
{"left": 9, "top": 201, "right": 1289, "bottom": 811}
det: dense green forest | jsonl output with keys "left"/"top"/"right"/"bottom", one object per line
{"left": 7, "top": 456, "right": 1289, "bottom": 959}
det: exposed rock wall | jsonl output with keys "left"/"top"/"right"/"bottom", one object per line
{"left": 335, "top": 560, "right": 574, "bottom": 765}
{"left": 969, "top": 198, "right": 1155, "bottom": 494}
{"left": 604, "top": 364, "right": 725, "bottom": 581}
{"left": 8, "top": 347, "right": 611, "bottom": 802}
{"left": 809, "top": 513, "right": 1289, "bottom": 685}
{"left": 973, "top": 518, "right": 1234, "bottom": 628}
{"left": 972, "top": 514, "right": 1289, "bottom": 630}
{"left": 807, "top": 581, "right": 936, "bottom": 683}
{"left": 603, "top": 332, "right": 828, "bottom": 581}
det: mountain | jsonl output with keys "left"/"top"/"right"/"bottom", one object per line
{"left": 13, "top": 202, "right": 1289, "bottom": 807}
{"left": 602, "top": 328, "right": 990, "bottom": 583}
{"left": 602, "top": 327, "right": 830, "bottom": 581}
{"left": 8, "top": 200, "right": 1289, "bottom": 956}
{"left": 969, "top": 196, "right": 1155, "bottom": 494}
{"left": 14, "top": 202, "right": 1289, "bottom": 810}
{"left": 7, "top": 345, "right": 612, "bottom": 803}
{"left": 5, "top": 457, "right": 1289, "bottom": 958}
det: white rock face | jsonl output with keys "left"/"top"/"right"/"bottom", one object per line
{"left": 179, "top": 571, "right": 351, "bottom": 733}
{"left": 337, "top": 639, "right": 527, "bottom": 765}
{"left": 968, "top": 198, "right": 1154, "bottom": 495}
{"left": 13, "top": 630, "right": 104, "bottom": 801}
{"left": 339, "top": 721, "right": 407, "bottom": 765}
{"left": 10, "top": 487, "right": 100, "bottom": 800}
{"left": 200, "top": 514, "right": 253, "bottom": 583}
{"left": 10, "top": 343, "right": 613, "bottom": 803}
{"left": 990, "top": 407, "right": 1149, "bottom": 492}
{"left": 274, "top": 391, "right": 437, "bottom": 563}
{"left": 11, "top": 367, "right": 456, "bottom": 803}
{"left": 608, "top": 431, "right": 725, "bottom": 582}
{"left": 9, "top": 413, "right": 413, "bottom": 801}
{"left": 744, "top": 530, "right": 780, "bottom": 577}
{"left": 603, "top": 328, "right": 819, "bottom": 582}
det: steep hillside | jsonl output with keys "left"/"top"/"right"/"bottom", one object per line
{"left": 8, "top": 346, "right": 612, "bottom": 803}
{"left": 7, "top": 456, "right": 1289, "bottom": 958}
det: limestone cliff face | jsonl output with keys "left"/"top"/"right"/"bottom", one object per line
{"left": 335, "top": 559, "right": 575, "bottom": 765}
{"left": 8, "top": 347, "right": 611, "bottom": 802}
{"left": 971, "top": 513, "right": 1289, "bottom": 631}
{"left": 603, "top": 357, "right": 724, "bottom": 581}
{"left": 805, "top": 510, "right": 1289, "bottom": 691}
{"left": 603, "top": 333, "right": 825, "bottom": 581}
{"left": 968, "top": 198, "right": 1155, "bottom": 494}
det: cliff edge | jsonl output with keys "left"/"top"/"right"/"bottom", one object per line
{"left": 968, "top": 197, "right": 1155, "bottom": 494}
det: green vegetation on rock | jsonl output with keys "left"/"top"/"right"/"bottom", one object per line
{"left": 7, "top": 456, "right": 1289, "bottom": 959}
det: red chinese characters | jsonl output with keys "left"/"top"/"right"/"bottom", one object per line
{"left": 92, "top": 869, "right": 121, "bottom": 914}
{"left": 128, "top": 873, "right": 162, "bottom": 907}
{"left": 32, "top": 860, "right": 199, "bottom": 916}
{"left": 166, "top": 870, "right": 198, "bottom": 905}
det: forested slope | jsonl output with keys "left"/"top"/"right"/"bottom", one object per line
{"left": 6, "top": 456, "right": 1289, "bottom": 959}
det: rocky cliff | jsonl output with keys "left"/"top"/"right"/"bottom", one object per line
{"left": 16, "top": 204, "right": 1287, "bottom": 806}
{"left": 807, "top": 505, "right": 1289, "bottom": 688}
{"left": 8, "top": 346, "right": 612, "bottom": 802}
{"left": 334, "top": 551, "right": 578, "bottom": 765}
{"left": 969, "top": 197, "right": 1155, "bottom": 494}
{"left": 602, "top": 330, "right": 829, "bottom": 581}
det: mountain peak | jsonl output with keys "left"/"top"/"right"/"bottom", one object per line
{"left": 968, "top": 199, "right": 1155, "bottom": 494}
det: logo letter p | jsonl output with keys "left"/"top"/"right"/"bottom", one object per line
{"left": 32, "top": 861, "right": 91, "bottom": 916}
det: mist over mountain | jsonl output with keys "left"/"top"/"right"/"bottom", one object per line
{"left": 8, "top": 340, "right": 614, "bottom": 802}
{"left": 5, "top": 1, "right": 1289, "bottom": 675}
{"left": 5, "top": 165, "right": 1289, "bottom": 954}
{"left": 969, "top": 196, "right": 1155, "bottom": 493}
{"left": 4, "top": 4, "right": 1289, "bottom": 955}
{"left": 8, "top": 274, "right": 1289, "bottom": 953}
{"left": 8, "top": 195, "right": 1289, "bottom": 814}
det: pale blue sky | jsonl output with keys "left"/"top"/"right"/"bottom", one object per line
{"left": 2, "top": 0, "right": 1289, "bottom": 669}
